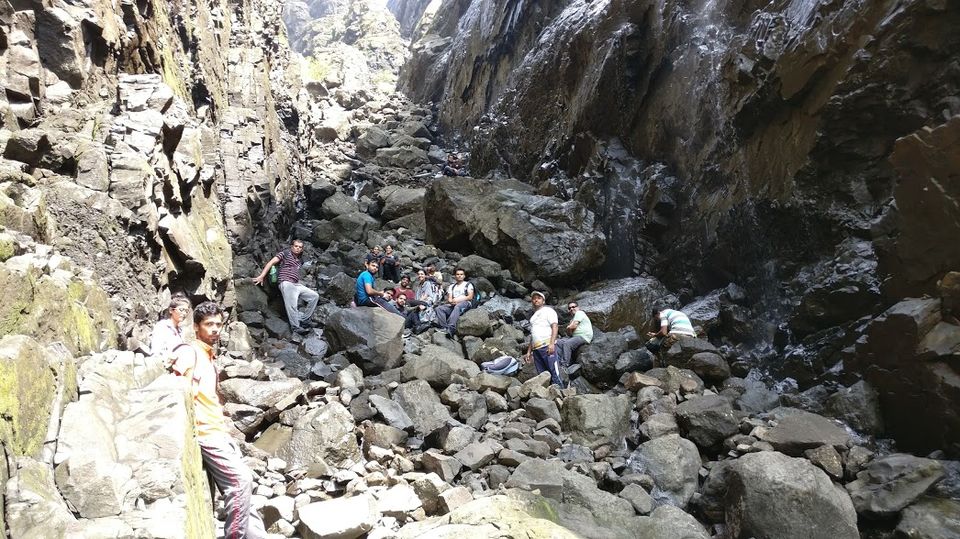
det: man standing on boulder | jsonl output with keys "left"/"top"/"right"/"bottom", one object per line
{"left": 523, "top": 291, "right": 564, "bottom": 387}
{"left": 646, "top": 306, "right": 696, "bottom": 353}
{"left": 556, "top": 301, "right": 593, "bottom": 367}
{"left": 254, "top": 239, "right": 319, "bottom": 335}
{"left": 170, "top": 302, "right": 267, "bottom": 539}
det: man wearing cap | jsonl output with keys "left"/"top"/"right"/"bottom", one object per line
{"left": 524, "top": 291, "right": 563, "bottom": 387}
{"left": 556, "top": 301, "right": 593, "bottom": 367}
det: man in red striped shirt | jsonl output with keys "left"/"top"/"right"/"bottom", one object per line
{"left": 254, "top": 239, "right": 319, "bottom": 335}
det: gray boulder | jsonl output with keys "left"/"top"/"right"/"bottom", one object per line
{"left": 324, "top": 307, "right": 404, "bottom": 373}
{"left": 456, "top": 308, "right": 494, "bottom": 337}
{"left": 845, "top": 454, "right": 945, "bottom": 516}
{"left": 380, "top": 187, "right": 425, "bottom": 221}
{"left": 755, "top": 408, "right": 852, "bottom": 456}
{"left": 824, "top": 380, "right": 884, "bottom": 434}
{"left": 218, "top": 378, "right": 303, "bottom": 409}
{"left": 675, "top": 394, "right": 740, "bottom": 449}
{"left": 320, "top": 191, "right": 360, "bottom": 219}
{"left": 277, "top": 402, "right": 360, "bottom": 468}
{"left": 895, "top": 497, "right": 960, "bottom": 539}
{"left": 425, "top": 178, "right": 605, "bottom": 284}
{"left": 701, "top": 451, "right": 859, "bottom": 539}
{"left": 401, "top": 344, "right": 481, "bottom": 388}
{"left": 393, "top": 380, "right": 454, "bottom": 436}
{"left": 576, "top": 327, "right": 644, "bottom": 386}
{"left": 573, "top": 277, "right": 670, "bottom": 331}
{"left": 627, "top": 434, "right": 700, "bottom": 508}
{"left": 457, "top": 254, "right": 503, "bottom": 280}
{"left": 298, "top": 493, "right": 378, "bottom": 539}
{"left": 562, "top": 394, "right": 632, "bottom": 449}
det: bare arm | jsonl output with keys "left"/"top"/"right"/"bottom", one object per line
{"left": 548, "top": 323, "right": 558, "bottom": 354}
{"left": 566, "top": 320, "right": 580, "bottom": 335}
{"left": 254, "top": 256, "right": 281, "bottom": 285}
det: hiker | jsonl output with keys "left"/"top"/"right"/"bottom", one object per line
{"left": 523, "top": 291, "right": 563, "bottom": 387}
{"left": 169, "top": 302, "right": 268, "bottom": 539}
{"left": 425, "top": 262, "right": 443, "bottom": 285}
{"left": 381, "top": 244, "right": 401, "bottom": 282}
{"left": 355, "top": 259, "right": 403, "bottom": 316}
{"left": 442, "top": 153, "right": 467, "bottom": 176}
{"left": 646, "top": 306, "right": 696, "bottom": 353}
{"left": 404, "top": 269, "right": 443, "bottom": 333}
{"left": 392, "top": 274, "right": 415, "bottom": 303}
{"left": 254, "top": 239, "right": 319, "bottom": 335}
{"left": 434, "top": 267, "right": 475, "bottom": 338}
{"left": 151, "top": 293, "right": 191, "bottom": 363}
{"left": 364, "top": 245, "right": 384, "bottom": 277}
{"left": 556, "top": 301, "right": 593, "bottom": 367}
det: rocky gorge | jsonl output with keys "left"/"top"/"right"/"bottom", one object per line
{"left": 0, "top": 0, "right": 958, "bottom": 538}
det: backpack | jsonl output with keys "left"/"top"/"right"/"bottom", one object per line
{"left": 471, "top": 286, "right": 488, "bottom": 309}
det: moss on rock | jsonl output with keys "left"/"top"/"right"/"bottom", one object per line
{"left": 0, "top": 336, "right": 56, "bottom": 457}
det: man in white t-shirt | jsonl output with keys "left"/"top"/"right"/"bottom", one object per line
{"left": 434, "top": 267, "right": 475, "bottom": 338}
{"left": 524, "top": 291, "right": 563, "bottom": 387}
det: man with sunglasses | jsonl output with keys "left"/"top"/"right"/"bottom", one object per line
{"left": 556, "top": 302, "right": 593, "bottom": 367}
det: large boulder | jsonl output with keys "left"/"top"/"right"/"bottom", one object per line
{"left": 754, "top": 408, "right": 853, "bottom": 456}
{"left": 393, "top": 379, "right": 454, "bottom": 436}
{"left": 844, "top": 454, "right": 945, "bottom": 516}
{"left": 5, "top": 458, "right": 77, "bottom": 538}
{"left": 562, "top": 394, "right": 632, "bottom": 449}
{"left": 218, "top": 378, "right": 303, "bottom": 409}
{"left": 425, "top": 178, "right": 605, "bottom": 284}
{"left": 627, "top": 434, "right": 700, "bottom": 508}
{"left": 401, "top": 344, "right": 481, "bottom": 388}
{"left": 380, "top": 186, "right": 425, "bottom": 221}
{"left": 0, "top": 336, "right": 64, "bottom": 457}
{"left": 824, "top": 380, "right": 884, "bottom": 434}
{"left": 325, "top": 307, "right": 405, "bottom": 373}
{"left": 701, "top": 451, "right": 859, "bottom": 539}
{"left": 277, "top": 402, "right": 361, "bottom": 468}
{"left": 849, "top": 297, "right": 960, "bottom": 454}
{"left": 572, "top": 277, "right": 671, "bottom": 331}
{"left": 298, "top": 493, "right": 378, "bottom": 539}
{"left": 576, "top": 326, "right": 646, "bottom": 386}
{"left": 674, "top": 394, "right": 740, "bottom": 450}
{"left": 895, "top": 497, "right": 960, "bottom": 539}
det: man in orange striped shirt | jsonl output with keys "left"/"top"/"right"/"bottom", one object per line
{"left": 171, "top": 302, "right": 267, "bottom": 538}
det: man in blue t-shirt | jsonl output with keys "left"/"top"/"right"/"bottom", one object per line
{"left": 355, "top": 260, "right": 402, "bottom": 315}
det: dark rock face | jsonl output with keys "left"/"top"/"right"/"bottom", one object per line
{"left": 324, "top": 307, "right": 405, "bottom": 373}
{"left": 424, "top": 177, "right": 605, "bottom": 284}
{"left": 850, "top": 298, "right": 960, "bottom": 454}
{"left": 876, "top": 116, "right": 960, "bottom": 298}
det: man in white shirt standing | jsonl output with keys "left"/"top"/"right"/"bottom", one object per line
{"left": 524, "top": 291, "right": 563, "bottom": 387}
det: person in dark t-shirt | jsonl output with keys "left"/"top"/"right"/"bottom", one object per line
{"left": 254, "top": 239, "right": 319, "bottom": 334}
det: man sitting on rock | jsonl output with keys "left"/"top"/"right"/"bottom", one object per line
{"left": 364, "top": 245, "right": 384, "bottom": 276}
{"left": 556, "top": 301, "right": 593, "bottom": 368}
{"left": 442, "top": 152, "right": 467, "bottom": 176}
{"left": 253, "top": 239, "right": 319, "bottom": 335}
{"left": 646, "top": 305, "right": 697, "bottom": 353}
{"left": 425, "top": 262, "right": 443, "bottom": 284}
{"left": 434, "top": 267, "right": 475, "bottom": 338}
{"left": 169, "top": 302, "right": 268, "bottom": 539}
{"left": 405, "top": 269, "right": 443, "bottom": 334}
{"left": 523, "top": 291, "right": 563, "bottom": 387}
{"left": 381, "top": 244, "right": 401, "bottom": 282}
{"left": 355, "top": 259, "right": 402, "bottom": 316}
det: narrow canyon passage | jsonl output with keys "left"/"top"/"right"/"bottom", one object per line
{"left": 0, "top": 1, "right": 957, "bottom": 538}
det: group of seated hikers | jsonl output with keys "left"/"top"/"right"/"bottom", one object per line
{"left": 355, "top": 258, "right": 478, "bottom": 338}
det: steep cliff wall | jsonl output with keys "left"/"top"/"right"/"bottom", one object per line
{"left": 398, "top": 0, "right": 959, "bottom": 297}
{"left": 0, "top": 0, "right": 305, "bottom": 331}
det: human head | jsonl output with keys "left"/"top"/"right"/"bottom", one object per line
{"left": 383, "top": 289, "right": 394, "bottom": 301}
{"left": 531, "top": 290, "right": 545, "bottom": 307}
{"left": 291, "top": 240, "right": 304, "bottom": 254}
{"left": 366, "top": 260, "right": 379, "bottom": 273}
{"left": 426, "top": 263, "right": 436, "bottom": 274}
{"left": 416, "top": 270, "right": 426, "bottom": 281}
{"left": 372, "top": 245, "right": 381, "bottom": 254}
{"left": 193, "top": 301, "right": 224, "bottom": 346}
{"left": 167, "top": 294, "right": 192, "bottom": 325}
{"left": 567, "top": 301, "right": 578, "bottom": 313}
{"left": 400, "top": 275, "right": 411, "bottom": 287}
{"left": 385, "top": 245, "right": 394, "bottom": 254}
{"left": 396, "top": 294, "right": 407, "bottom": 308}
{"left": 454, "top": 268, "right": 466, "bottom": 282}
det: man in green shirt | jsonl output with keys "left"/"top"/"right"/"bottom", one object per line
{"left": 556, "top": 301, "right": 593, "bottom": 367}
